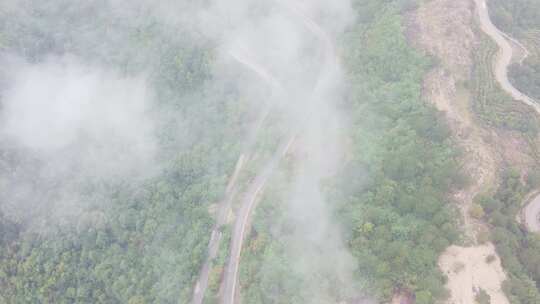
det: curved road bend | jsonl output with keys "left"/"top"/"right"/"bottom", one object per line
{"left": 524, "top": 195, "right": 540, "bottom": 232}
{"left": 475, "top": 0, "right": 540, "bottom": 115}
{"left": 228, "top": 46, "right": 287, "bottom": 150}
{"left": 475, "top": 0, "right": 540, "bottom": 232}
{"left": 275, "top": 0, "right": 337, "bottom": 94}
{"left": 499, "top": 30, "right": 530, "bottom": 65}
{"left": 220, "top": 3, "right": 338, "bottom": 304}
{"left": 191, "top": 44, "right": 290, "bottom": 304}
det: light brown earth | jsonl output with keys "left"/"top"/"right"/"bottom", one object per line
{"left": 439, "top": 244, "right": 509, "bottom": 304}
{"left": 408, "top": 0, "right": 511, "bottom": 303}
{"left": 409, "top": 0, "right": 498, "bottom": 240}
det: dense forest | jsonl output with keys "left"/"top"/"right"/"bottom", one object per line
{"left": 0, "top": 0, "right": 462, "bottom": 303}
{"left": 238, "top": 1, "right": 462, "bottom": 303}
{"left": 337, "top": 2, "right": 461, "bottom": 302}
{"left": 3, "top": 0, "right": 540, "bottom": 304}
{"left": 478, "top": 170, "right": 540, "bottom": 304}
{"left": 0, "top": 1, "right": 253, "bottom": 303}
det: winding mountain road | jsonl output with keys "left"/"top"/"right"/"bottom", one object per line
{"left": 475, "top": 0, "right": 540, "bottom": 232}
{"left": 219, "top": 2, "right": 338, "bottom": 304}
{"left": 475, "top": 0, "right": 540, "bottom": 115}
{"left": 220, "top": 136, "right": 295, "bottom": 304}
{"left": 190, "top": 46, "right": 287, "bottom": 304}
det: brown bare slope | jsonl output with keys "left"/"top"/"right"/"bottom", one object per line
{"left": 408, "top": 0, "right": 509, "bottom": 303}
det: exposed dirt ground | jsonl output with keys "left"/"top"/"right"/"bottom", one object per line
{"left": 439, "top": 244, "right": 509, "bottom": 304}
{"left": 407, "top": 0, "right": 512, "bottom": 303}
{"left": 408, "top": 0, "right": 500, "bottom": 240}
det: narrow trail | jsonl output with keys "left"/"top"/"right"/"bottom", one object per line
{"left": 219, "top": 2, "right": 338, "bottom": 304}
{"left": 474, "top": 0, "right": 540, "bottom": 233}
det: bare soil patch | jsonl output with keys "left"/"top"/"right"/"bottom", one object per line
{"left": 407, "top": 0, "right": 514, "bottom": 302}
{"left": 439, "top": 244, "right": 509, "bottom": 304}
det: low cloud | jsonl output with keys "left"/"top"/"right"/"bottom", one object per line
{"left": 0, "top": 56, "right": 157, "bottom": 227}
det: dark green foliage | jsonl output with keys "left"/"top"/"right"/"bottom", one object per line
{"left": 0, "top": 2, "right": 250, "bottom": 303}
{"left": 489, "top": 0, "right": 540, "bottom": 37}
{"left": 238, "top": 1, "right": 461, "bottom": 303}
{"left": 0, "top": 179, "right": 216, "bottom": 303}
{"left": 481, "top": 169, "right": 540, "bottom": 303}
{"left": 509, "top": 63, "right": 540, "bottom": 102}
{"left": 336, "top": 5, "right": 460, "bottom": 301}
{"left": 0, "top": 1, "right": 473, "bottom": 303}
{"left": 476, "top": 288, "right": 491, "bottom": 304}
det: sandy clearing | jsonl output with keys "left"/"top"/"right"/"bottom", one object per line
{"left": 439, "top": 244, "right": 509, "bottom": 304}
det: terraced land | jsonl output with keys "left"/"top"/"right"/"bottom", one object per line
{"left": 472, "top": 34, "right": 539, "bottom": 135}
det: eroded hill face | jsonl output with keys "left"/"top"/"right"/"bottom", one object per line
{"left": 408, "top": 0, "right": 508, "bottom": 303}
{"left": 409, "top": 0, "right": 497, "bottom": 233}
{"left": 408, "top": 0, "right": 476, "bottom": 80}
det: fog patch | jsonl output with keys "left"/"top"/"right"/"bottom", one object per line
{"left": 0, "top": 56, "right": 158, "bottom": 228}
{"left": 202, "top": 0, "right": 361, "bottom": 301}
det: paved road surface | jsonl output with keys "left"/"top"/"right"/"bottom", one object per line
{"left": 219, "top": 2, "right": 338, "bottom": 304}
{"left": 191, "top": 156, "right": 244, "bottom": 304}
{"left": 191, "top": 42, "right": 291, "bottom": 304}
{"left": 475, "top": 0, "right": 540, "bottom": 232}
{"left": 475, "top": 0, "right": 540, "bottom": 115}
{"left": 218, "top": 46, "right": 294, "bottom": 304}
{"left": 524, "top": 194, "right": 540, "bottom": 232}
{"left": 220, "top": 137, "right": 295, "bottom": 304}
